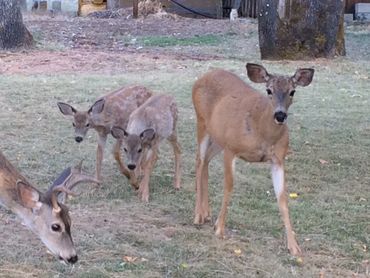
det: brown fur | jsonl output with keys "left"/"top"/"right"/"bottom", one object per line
{"left": 58, "top": 85, "right": 153, "bottom": 182}
{"left": 0, "top": 150, "right": 76, "bottom": 263}
{"left": 111, "top": 94, "right": 182, "bottom": 202}
{"left": 192, "top": 64, "right": 314, "bottom": 256}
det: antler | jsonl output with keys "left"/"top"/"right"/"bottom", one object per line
{"left": 50, "top": 160, "right": 100, "bottom": 205}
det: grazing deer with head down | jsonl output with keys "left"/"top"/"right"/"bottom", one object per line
{"left": 0, "top": 150, "right": 98, "bottom": 263}
{"left": 192, "top": 63, "right": 314, "bottom": 255}
{"left": 57, "top": 85, "right": 152, "bottom": 183}
{"left": 111, "top": 94, "right": 181, "bottom": 202}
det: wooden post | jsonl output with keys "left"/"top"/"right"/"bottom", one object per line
{"left": 133, "top": 0, "right": 138, "bottom": 18}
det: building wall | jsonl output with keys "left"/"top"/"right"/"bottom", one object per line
{"left": 345, "top": 0, "right": 370, "bottom": 13}
{"left": 25, "top": 0, "right": 78, "bottom": 14}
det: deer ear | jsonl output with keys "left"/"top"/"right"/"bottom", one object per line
{"left": 246, "top": 63, "right": 270, "bottom": 83}
{"left": 140, "top": 128, "right": 155, "bottom": 145}
{"left": 111, "top": 126, "right": 128, "bottom": 139}
{"left": 88, "top": 99, "right": 105, "bottom": 114}
{"left": 57, "top": 102, "right": 76, "bottom": 116}
{"left": 17, "top": 181, "right": 42, "bottom": 211}
{"left": 292, "top": 68, "right": 314, "bottom": 87}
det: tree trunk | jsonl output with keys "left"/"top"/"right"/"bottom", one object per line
{"left": 0, "top": 0, "right": 33, "bottom": 49}
{"left": 258, "top": 0, "right": 345, "bottom": 60}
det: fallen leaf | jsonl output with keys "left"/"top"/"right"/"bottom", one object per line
{"left": 123, "top": 256, "right": 138, "bottom": 263}
{"left": 289, "top": 193, "right": 299, "bottom": 199}
{"left": 234, "top": 249, "right": 242, "bottom": 256}
{"left": 180, "top": 263, "right": 188, "bottom": 269}
{"left": 319, "top": 159, "right": 329, "bottom": 165}
{"left": 296, "top": 257, "right": 303, "bottom": 265}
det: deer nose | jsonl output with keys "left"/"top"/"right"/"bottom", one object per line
{"left": 274, "top": 111, "right": 287, "bottom": 123}
{"left": 75, "top": 136, "right": 83, "bottom": 143}
{"left": 67, "top": 255, "right": 78, "bottom": 264}
{"left": 127, "top": 164, "right": 136, "bottom": 170}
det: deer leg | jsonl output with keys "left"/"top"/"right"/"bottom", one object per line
{"left": 138, "top": 149, "right": 158, "bottom": 202}
{"left": 201, "top": 139, "right": 222, "bottom": 222}
{"left": 96, "top": 134, "right": 107, "bottom": 181}
{"left": 168, "top": 134, "right": 182, "bottom": 190}
{"left": 214, "top": 149, "right": 235, "bottom": 238}
{"left": 194, "top": 132, "right": 211, "bottom": 224}
{"left": 271, "top": 161, "right": 301, "bottom": 256}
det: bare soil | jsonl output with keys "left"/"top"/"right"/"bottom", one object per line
{"left": 1, "top": 12, "right": 251, "bottom": 75}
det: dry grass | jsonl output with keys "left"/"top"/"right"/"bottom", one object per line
{"left": 0, "top": 17, "right": 369, "bottom": 277}
{"left": 139, "top": 0, "right": 163, "bottom": 17}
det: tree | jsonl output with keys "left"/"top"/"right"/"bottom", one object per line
{"left": 258, "top": 0, "right": 345, "bottom": 60}
{"left": 0, "top": 0, "right": 33, "bottom": 49}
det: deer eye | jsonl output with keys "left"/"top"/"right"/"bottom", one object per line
{"left": 289, "top": 90, "right": 296, "bottom": 97}
{"left": 138, "top": 148, "right": 142, "bottom": 153}
{"left": 86, "top": 123, "right": 90, "bottom": 128}
{"left": 72, "top": 123, "right": 76, "bottom": 127}
{"left": 266, "top": 89, "right": 272, "bottom": 96}
{"left": 123, "top": 148, "right": 128, "bottom": 152}
{"left": 51, "top": 224, "right": 61, "bottom": 232}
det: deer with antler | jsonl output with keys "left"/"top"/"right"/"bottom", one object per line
{"left": 57, "top": 85, "right": 153, "bottom": 183}
{"left": 192, "top": 63, "right": 314, "bottom": 255}
{"left": 0, "top": 150, "right": 98, "bottom": 263}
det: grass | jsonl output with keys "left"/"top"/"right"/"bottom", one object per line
{"left": 139, "top": 34, "right": 222, "bottom": 47}
{"left": 0, "top": 19, "right": 369, "bottom": 278}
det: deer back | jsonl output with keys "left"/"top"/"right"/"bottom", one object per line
{"left": 92, "top": 85, "right": 153, "bottom": 131}
{"left": 127, "top": 94, "right": 178, "bottom": 140}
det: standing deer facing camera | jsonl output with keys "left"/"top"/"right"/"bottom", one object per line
{"left": 57, "top": 85, "right": 152, "bottom": 182}
{"left": 192, "top": 63, "right": 314, "bottom": 255}
{"left": 0, "top": 150, "right": 97, "bottom": 263}
{"left": 111, "top": 94, "right": 182, "bottom": 202}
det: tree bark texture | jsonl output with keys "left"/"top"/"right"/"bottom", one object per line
{"left": 0, "top": 0, "right": 33, "bottom": 49}
{"left": 258, "top": 0, "right": 345, "bottom": 60}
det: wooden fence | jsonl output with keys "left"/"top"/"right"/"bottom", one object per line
{"left": 223, "top": 0, "right": 258, "bottom": 18}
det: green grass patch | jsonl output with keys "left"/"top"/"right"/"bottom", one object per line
{"left": 139, "top": 34, "right": 222, "bottom": 47}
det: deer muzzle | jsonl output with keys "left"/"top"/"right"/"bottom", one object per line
{"left": 274, "top": 111, "right": 287, "bottom": 124}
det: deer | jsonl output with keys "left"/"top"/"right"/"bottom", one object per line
{"left": 110, "top": 94, "right": 182, "bottom": 202}
{"left": 57, "top": 85, "right": 153, "bottom": 184}
{"left": 192, "top": 63, "right": 314, "bottom": 256}
{"left": 0, "top": 150, "right": 98, "bottom": 263}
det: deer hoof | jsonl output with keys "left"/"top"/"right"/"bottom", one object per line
{"left": 214, "top": 221, "right": 225, "bottom": 238}
{"left": 194, "top": 212, "right": 211, "bottom": 225}
{"left": 130, "top": 183, "right": 139, "bottom": 190}
{"left": 140, "top": 194, "right": 149, "bottom": 203}
{"left": 194, "top": 214, "right": 205, "bottom": 225}
{"left": 288, "top": 241, "right": 302, "bottom": 256}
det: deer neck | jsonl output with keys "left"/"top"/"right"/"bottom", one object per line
{"left": 0, "top": 185, "right": 36, "bottom": 230}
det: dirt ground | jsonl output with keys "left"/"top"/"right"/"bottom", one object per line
{"left": 0, "top": 12, "right": 252, "bottom": 75}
